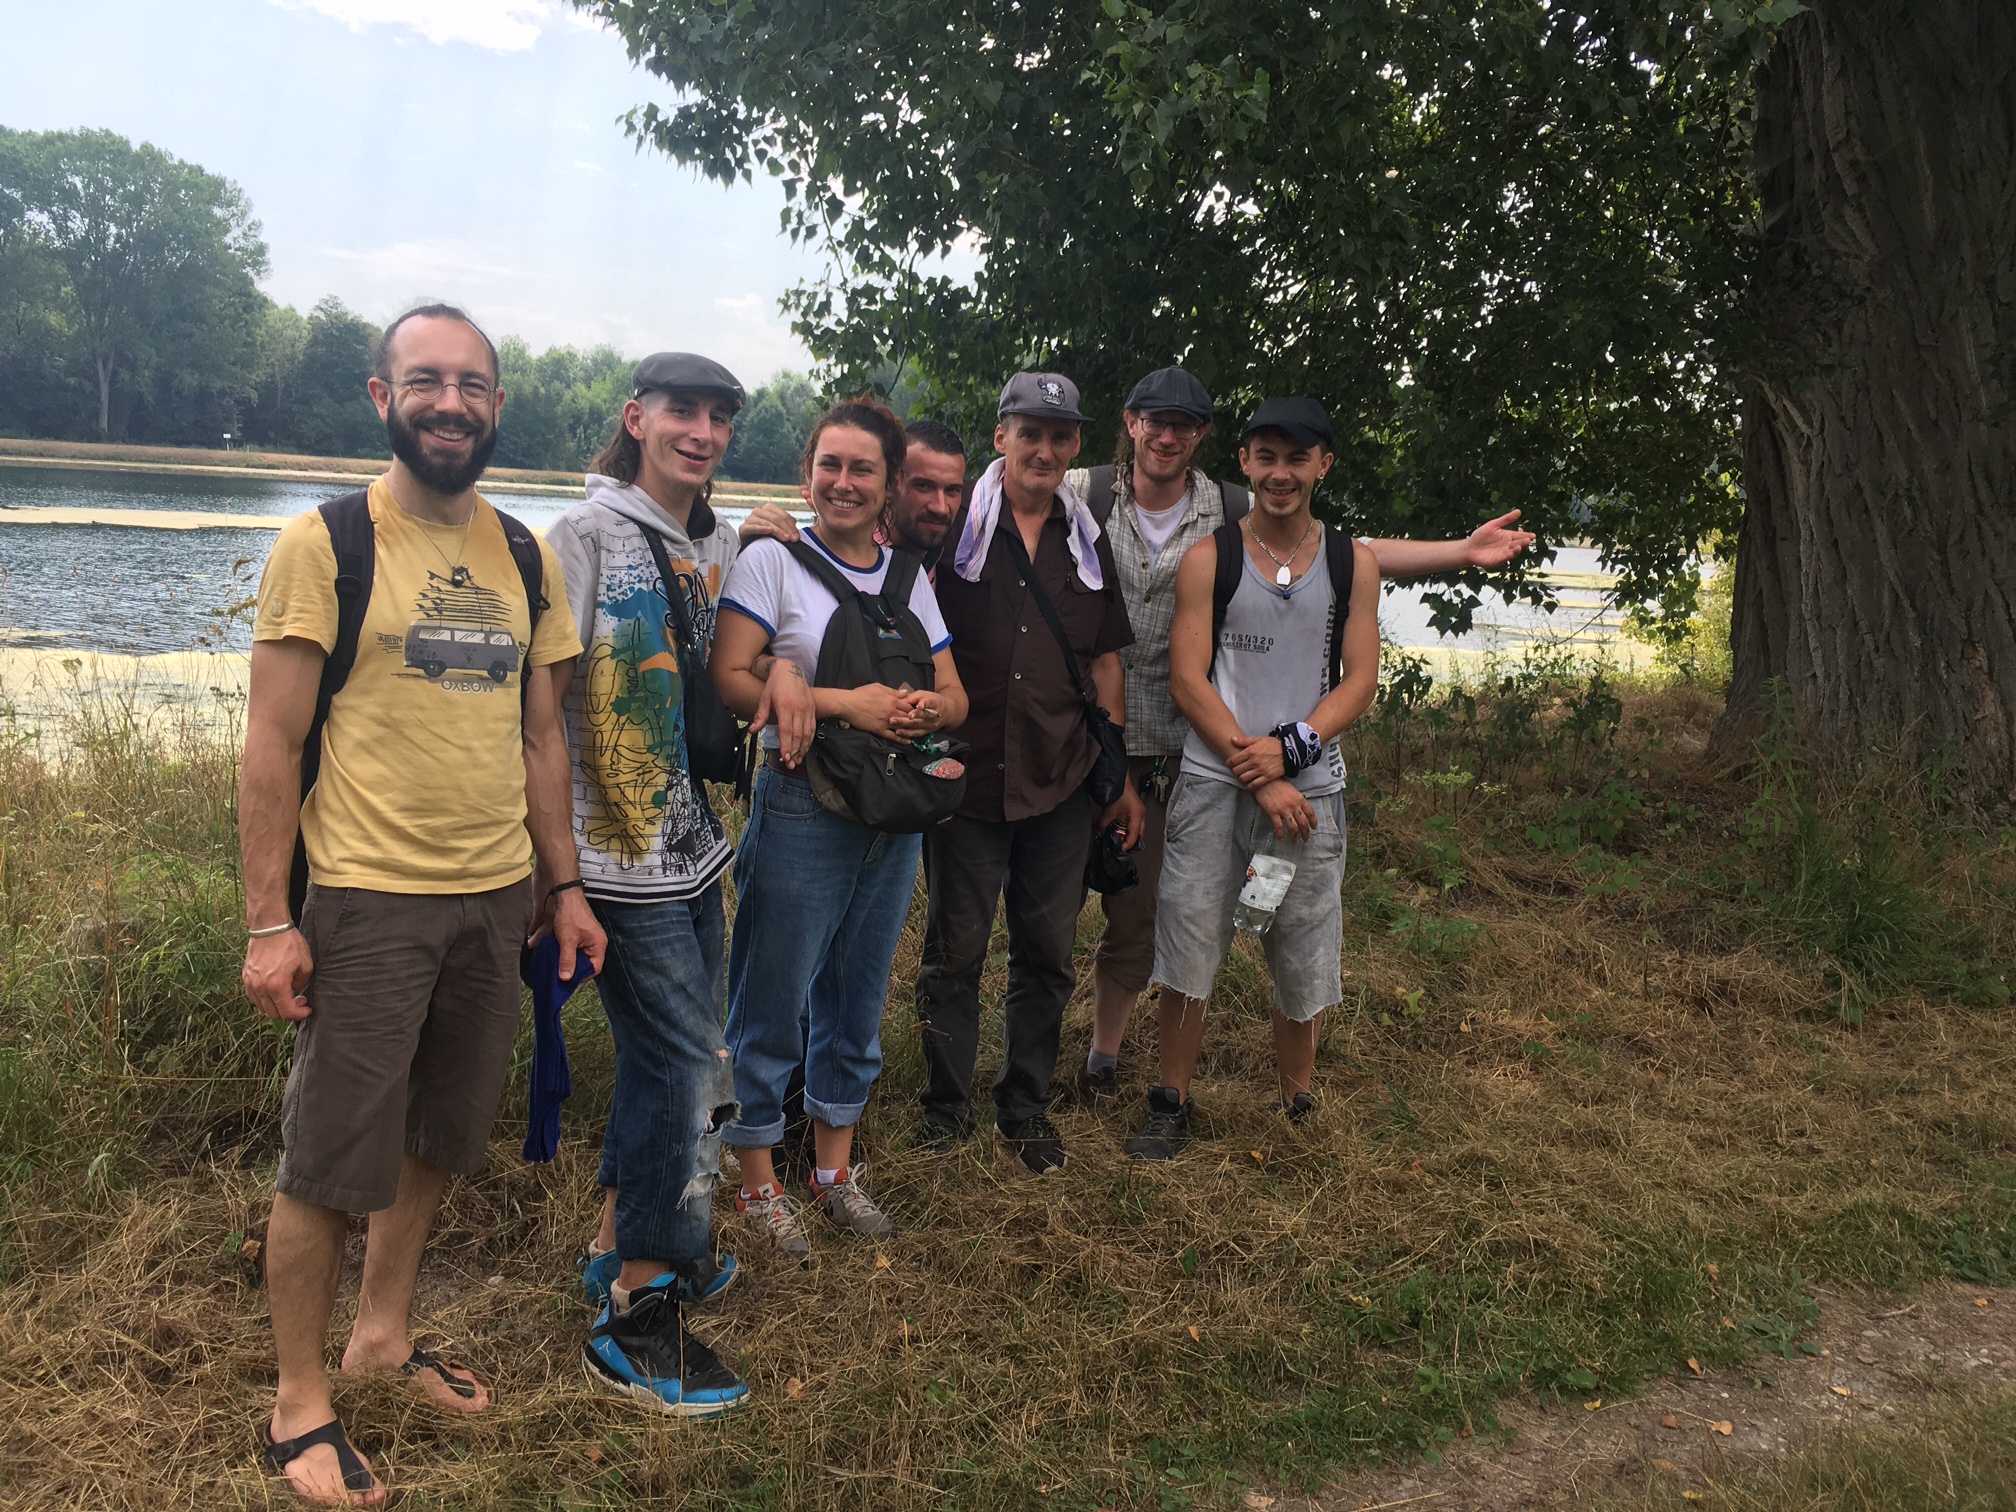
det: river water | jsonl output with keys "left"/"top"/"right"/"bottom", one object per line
{"left": 0, "top": 463, "right": 1633, "bottom": 661}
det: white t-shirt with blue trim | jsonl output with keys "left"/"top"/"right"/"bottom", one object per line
{"left": 718, "top": 530, "right": 953, "bottom": 751}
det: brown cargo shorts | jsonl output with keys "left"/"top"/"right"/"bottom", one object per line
{"left": 275, "top": 878, "right": 534, "bottom": 1213}
{"left": 1093, "top": 755, "right": 1176, "bottom": 993}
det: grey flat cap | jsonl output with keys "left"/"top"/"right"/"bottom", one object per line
{"left": 998, "top": 371, "right": 1091, "bottom": 424}
{"left": 1123, "top": 367, "right": 1213, "bottom": 423}
{"left": 632, "top": 352, "right": 747, "bottom": 411}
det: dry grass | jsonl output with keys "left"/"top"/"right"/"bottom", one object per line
{"left": 1, "top": 668, "right": 2013, "bottom": 1510}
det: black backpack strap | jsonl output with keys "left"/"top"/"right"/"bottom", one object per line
{"left": 494, "top": 507, "right": 548, "bottom": 718}
{"left": 1207, "top": 521, "right": 1244, "bottom": 680}
{"left": 1085, "top": 465, "right": 1117, "bottom": 528}
{"left": 1323, "top": 523, "right": 1355, "bottom": 688}
{"left": 882, "top": 547, "right": 921, "bottom": 610}
{"left": 291, "top": 490, "right": 373, "bottom": 923}
{"left": 782, "top": 539, "right": 863, "bottom": 608}
{"left": 1218, "top": 479, "right": 1250, "bottom": 524}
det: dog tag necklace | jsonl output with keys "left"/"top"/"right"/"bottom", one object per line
{"left": 1252, "top": 520, "right": 1315, "bottom": 597}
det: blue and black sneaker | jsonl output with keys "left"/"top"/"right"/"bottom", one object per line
{"left": 580, "top": 1249, "right": 740, "bottom": 1307}
{"left": 583, "top": 1276, "right": 750, "bottom": 1418}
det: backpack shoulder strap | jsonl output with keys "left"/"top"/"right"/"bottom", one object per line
{"left": 1207, "top": 520, "right": 1244, "bottom": 679}
{"left": 1218, "top": 479, "right": 1250, "bottom": 524}
{"left": 291, "top": 489, "right": 373, "bottom": 922}
{"left": 493, "top": 506, "right": 548, "bottom": 718}
{"left": 1085, "top": 465, "right": 1117, "bottom": 528}
{"left": 1323, "top": 523, "right": 1356, "bottom": 687}
{"left": 883, "top": 547, "right": 921, "bottom": 608}
{"left": 782, "top": 539, "right": 861, "bottom": 605}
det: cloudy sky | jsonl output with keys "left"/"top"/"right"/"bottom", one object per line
{"left": 1, "top": 0, "right": 835, "bottom": 385}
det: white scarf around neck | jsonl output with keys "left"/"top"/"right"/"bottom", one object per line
{"left": 952, "top": 457, "right": 1105, "bottom": 590}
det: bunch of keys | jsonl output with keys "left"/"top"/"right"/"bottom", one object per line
{"left": 1146, "top": 757, "right": 1173, "bottom": 804}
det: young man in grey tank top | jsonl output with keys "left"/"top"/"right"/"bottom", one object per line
{"left": 1127, "top": 398, "right": 1382, "bottom": 1159}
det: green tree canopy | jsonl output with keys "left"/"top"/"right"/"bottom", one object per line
{"left": 0, "top": 126, "right": 268, "bottom": 440}
{"left": 586, "top": 0, "right": 1800, "bottom": 629}
{"left": 723, "top": 371, "right": 820, "bottom": 483}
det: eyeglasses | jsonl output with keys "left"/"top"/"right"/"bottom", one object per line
{"left": 396, "top": 375, "right": 494, "bottom": 405}
{"left": 1136, "top": 416, "right": 1202, "bottom": 441}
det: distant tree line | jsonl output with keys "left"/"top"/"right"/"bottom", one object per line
{"left": 0, "top": 125, "right": 815, "bottom": 481}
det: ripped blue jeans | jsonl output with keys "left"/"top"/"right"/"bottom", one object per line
{"left": 591, "top": 883, "right": 734, "bottom": 1266}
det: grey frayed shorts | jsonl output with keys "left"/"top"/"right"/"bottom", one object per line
{"left": 1149, "top": 774, "right": 1346, "bottom": 1022}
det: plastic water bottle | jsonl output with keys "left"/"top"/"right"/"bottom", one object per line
{"left": 1234, "top": 843, "right": 1298, "bottom": 935}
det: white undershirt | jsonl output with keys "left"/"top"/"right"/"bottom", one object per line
{"left": 1132, "top": 492, "right": 1190, "bottom": 565}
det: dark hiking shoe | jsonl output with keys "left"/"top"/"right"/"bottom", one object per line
{"left": 998, "top": 1112, "right": 1069, "bottom": 1175}
{"left": 1279, "top": 1091, "right": 1317, "bottom": 1127}
{"left": 914, "top": 1114, "right": 973, "bottom": 1152}
{"left": 583, "top": 1276, "right": 749, "bottom": 1418}
{"left": 1125, "top": 1087, "right": 1194, "bottom": 1161}
{"left": 1076, "top": 1061, "right": 1120, "bottom": 1113}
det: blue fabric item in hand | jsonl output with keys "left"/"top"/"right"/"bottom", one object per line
{"left": 521, "top": 932, "right": 597, "bottom": 1163}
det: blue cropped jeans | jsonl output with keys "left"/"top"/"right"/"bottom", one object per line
{"left": 591, "top": 882, "right": 734, "bottom": 1266}
{"left": 722, "top": 764, "right": 922, "bottom": 1148}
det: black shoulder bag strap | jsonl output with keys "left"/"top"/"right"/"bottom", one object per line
{"left": 1207, "top": 521, "right": 1244, "bottom": 680}
{"left": 1085, "top": 465, "right": 1118, "bottom": 529}
{"left": 291, "top": 490, "right": 373, "bottom": 923}
{"left": 1322, "top": 523, "right": 1355, "bottom": 688}
{"left": 641, "top": 527, "right": 704, "bottom": 675}
{"left": 1218, "top": 479, "right": 1251, "bottom": 523}
{"left": 493, "top": 507, "right": 548, "bottom": 720}
{"left": 999, "top": 527, "right": 1097, "bottom": 711}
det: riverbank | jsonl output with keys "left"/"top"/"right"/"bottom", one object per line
{"left": 0, "top": 436, "right": 804, "bottom": 500}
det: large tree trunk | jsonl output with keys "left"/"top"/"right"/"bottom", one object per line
{"left": 1720, "top": 0, "right": 2016, "bottom": 808}
{"left": 95, "top": 353, "right": 112, "bottom": 438}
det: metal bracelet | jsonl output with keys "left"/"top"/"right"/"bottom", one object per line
{"left": 246, "top": 921, "right": 298, "bottom": 939}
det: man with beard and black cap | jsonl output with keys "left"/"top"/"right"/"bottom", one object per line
{"left": 240, "top": 304, "right": 602, "bottom": 1504}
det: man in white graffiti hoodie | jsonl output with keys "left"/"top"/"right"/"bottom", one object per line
{"left": 544, "top": 353, "right": 812, "bottom": 1417}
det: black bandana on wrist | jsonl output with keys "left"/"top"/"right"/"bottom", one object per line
{"left": 1273, "top": 721, "right": 1325, "bottom": 776}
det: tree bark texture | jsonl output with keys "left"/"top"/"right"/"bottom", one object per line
{"left": 1722, "top": 0, "right": 2016, "bottom": 804}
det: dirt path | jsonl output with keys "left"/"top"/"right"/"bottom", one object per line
{"left": 1276, "top": 1281, "right": 2016, "bottom": 1510}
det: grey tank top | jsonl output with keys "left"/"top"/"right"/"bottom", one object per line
{"left": 1180, "top": 525, "right": 1348, "bottom": 797}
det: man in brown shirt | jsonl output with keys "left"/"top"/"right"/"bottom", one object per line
{"left": 917, "top": 372, "right": 1140, "bottom": 1173}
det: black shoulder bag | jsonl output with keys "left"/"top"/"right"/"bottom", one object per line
{"left": 999, "top": 530, "right": 1129, "bottom": 809}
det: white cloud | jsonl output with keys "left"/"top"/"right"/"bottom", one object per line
{"left": 274, "top": 0, "right": 557, "bottom": 51}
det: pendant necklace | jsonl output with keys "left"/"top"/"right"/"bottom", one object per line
{"left": 1251, "top": 520, "right": 1315, "bottom": 597}
{"left": 420, "top": 509, "right": 477, "bottom": 587}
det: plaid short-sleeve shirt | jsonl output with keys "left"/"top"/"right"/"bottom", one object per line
{"left": 1070, "top": 466, "right": 1235, "bottom": 757}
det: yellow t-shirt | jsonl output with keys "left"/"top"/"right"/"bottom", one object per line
{"left": 254, "top": 478, "right": 583, "bottom": 894}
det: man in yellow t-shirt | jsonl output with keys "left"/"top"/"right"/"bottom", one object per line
{"left": 238, "top": 303, "right": 605, "bottom": 1508}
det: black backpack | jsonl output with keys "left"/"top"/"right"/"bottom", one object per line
{"left": 1208, "top": 520, "right": 1356, "bottom": 685}
{"left": 637, "top": 526, "right": 748, "bottom": 788}
{"left": 1083, "top": 464, "right": 1250, "bottom": 530}
{"left": 288, "top": 489, "right": 547, "bottom": 923}
{"left": 783, "top": 541, "right": 969, "bottom": 833}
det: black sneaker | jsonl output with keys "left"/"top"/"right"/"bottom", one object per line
{"left": 1076, "top": 1061, "right": 1120, "bottom": 1112}
{"left": 582, "top": 1276, "right": 749, "bottom": 1417}
{"left": 998, "top": 1112, "right": 1068, "bottom": 1175}
{"left": 1125, "top": 1086, "right": 1193, "bottom": 1161}
{"left": 915, "top": 1115, "right": 972, "bottom": 1152}
{"left": 1279, "top": 1091, "right": 1316, "bottom": 1126}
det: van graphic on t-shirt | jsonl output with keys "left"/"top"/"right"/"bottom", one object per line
{"left": 400, "top": 569, "right": 521, "bottom": 687}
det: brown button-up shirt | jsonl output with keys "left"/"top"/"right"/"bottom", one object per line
{"left": 936, "top": 498, "right": 1134, "bottom": 823}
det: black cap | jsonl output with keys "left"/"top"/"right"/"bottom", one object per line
{"left": 1241, "top": 397, "right": 1334, "bottom": 451}
{"left": 998, "top": 371, "right": 1091, "bottom": 425}
{"left": 1123, "top": 367, "right": 1213, "bottom": 424}
{"left": 631, "top": 352, "right": 747, "bottom": 412}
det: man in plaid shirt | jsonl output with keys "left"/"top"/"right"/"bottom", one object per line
{"left": 1066, "top": 367, "right": 1536, "bottom": 1105}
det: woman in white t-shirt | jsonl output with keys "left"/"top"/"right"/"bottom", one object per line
{"left": 710, "top": 397, "right": 968, "bottom": 1255}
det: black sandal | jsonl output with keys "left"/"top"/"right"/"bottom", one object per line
{"left": 260, "top": 1418, "right": 377, "bottom": 1500}
{"left": 401, "top": 1343, "right": 481, "bottom": 1401}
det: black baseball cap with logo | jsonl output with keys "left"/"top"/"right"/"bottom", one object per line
{"left": 1240, "top": 396, "right": 1334, "bottom": 451}
{"left": 1123, "top": 367, "right": 1214, "bottom": 424}
{"left": 997, "top": 371, "right": 1092, "bottom": 425}
{"left": 631, "top": 352, "right": 747, "bottom": 412}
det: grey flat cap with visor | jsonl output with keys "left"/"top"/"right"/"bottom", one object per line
{"left": 1123, "top": 367, "right": 1214, "bottom": 424}
{"left": 631, "top": 352, "right": 747, "bottom": 412}
{"left": 997, "top": 371, "right": 1092, "bottom": 425}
